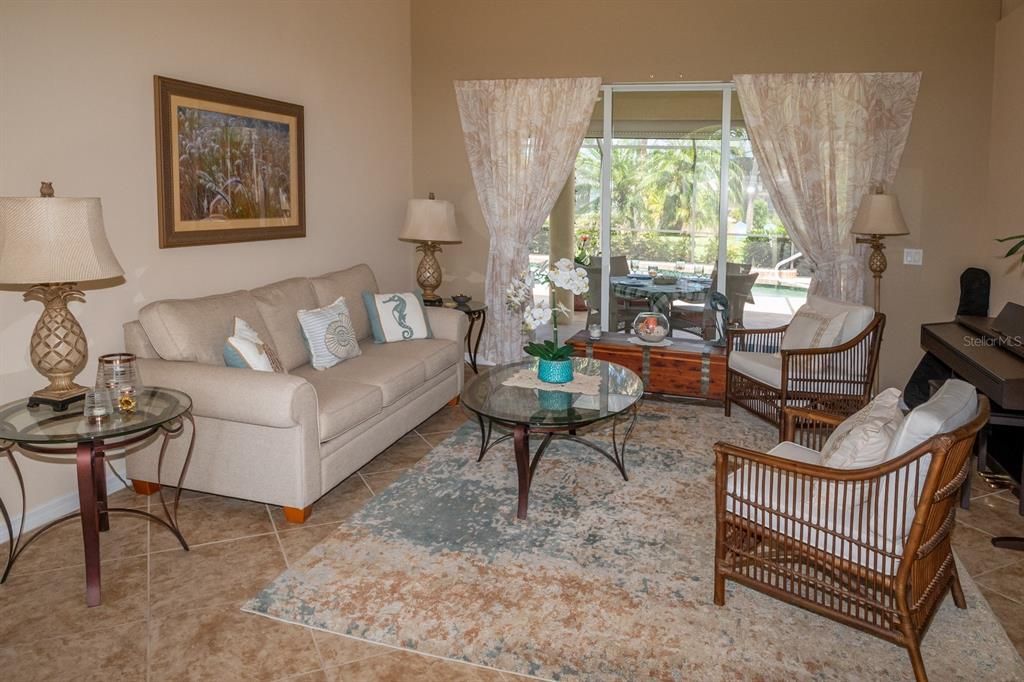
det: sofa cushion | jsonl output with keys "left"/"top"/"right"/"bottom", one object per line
{"left": 291, "top": 365, "right": 383, "bottom": 442}
{"left": 728, "top": 351, "right": 782, "bottom": 388}
{"left": 250, "top": 278, "right": 319, "bottom": 372}
{"left": 806, "top": 294, "right": 875, "bottom": 345}
{"left": 310, "top": 264, "right": 379, "bottom": 341}
{"left": 308, "top": 345, "right": 426, "bottom": 407}
{"left": 139, "top": 290, "right": 271, "bottom": 366}
{"left": 360, "top": 338, "right": 460, "bottom": 380}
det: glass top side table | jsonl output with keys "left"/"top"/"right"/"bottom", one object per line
{"left": 0, "top": 387, "right": 196, "bottom": 607}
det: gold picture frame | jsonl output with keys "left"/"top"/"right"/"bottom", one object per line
{"left": 154, "top": 76, "right": 305, "bottom": 248}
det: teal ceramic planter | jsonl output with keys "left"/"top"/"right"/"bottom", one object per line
{"left": 538, "top": 389, "right": 572, "bottom": 411}
{"left": 537, "top": 358, "right": 573, "bottom": 384}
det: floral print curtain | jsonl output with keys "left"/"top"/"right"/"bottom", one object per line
{"left": 455, "top": 77, "right": 601, "bottom": 365}
{"left": 734, "top": 73, "right": 921, "bottom": 303}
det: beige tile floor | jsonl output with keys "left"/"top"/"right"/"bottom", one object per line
{"left": 2, "top": 403, "right": 1023, "bottom": 680}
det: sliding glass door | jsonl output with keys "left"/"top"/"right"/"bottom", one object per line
{"left": 596, "top": 84, "right": 732, "bottom": 335}
{"left": 541, "top": 84, "right": 805, "bottom": 339}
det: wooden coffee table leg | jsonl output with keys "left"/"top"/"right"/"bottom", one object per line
{"left": 513, "top": 424, "right": 531, "bottom": 520}
{"left": 76, "top": 441, "right": 102, "bottom": 607}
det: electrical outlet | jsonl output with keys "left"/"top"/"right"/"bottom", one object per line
{"left": 903, "top": 248, "right": 923, "bottom": 266}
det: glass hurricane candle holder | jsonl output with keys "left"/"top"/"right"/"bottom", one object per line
{"left": 97, "top": 353, "right": 143, "bottom": 414}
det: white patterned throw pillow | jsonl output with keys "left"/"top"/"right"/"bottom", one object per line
{"left": 820, "top": 387, "right": 904, "bottom": 469}
{"left": 297, "top": 297, "right": 362, "bottom": 370}
{"left": 362, "top": 291, "right": 433, "bottom": 343}
{"left": 781, "top": 304, "right": 848, "bottom": 350}
{"left": 224, "top": 318, "right": 285, "bottom": 372}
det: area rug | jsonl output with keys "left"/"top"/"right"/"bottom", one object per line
{"left": 244, "top": 403, "right": 1024, "bottom": 681}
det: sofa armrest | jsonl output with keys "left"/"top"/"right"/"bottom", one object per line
{"left": 137, "top": 358, "right": 317, "bottom": 429}
{"left": 426, "top": 306, "right": 469, "bottom": 343}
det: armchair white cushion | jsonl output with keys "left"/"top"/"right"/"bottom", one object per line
{"left": 727, "top": 351, "right": 782, "bottom": 388}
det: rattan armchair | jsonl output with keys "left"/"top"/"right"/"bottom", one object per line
{"left": 713, "top": 398, "right": 990, "bottom": 682}
{"left": 725, "top": 312, "right": 885, "bottom": 436}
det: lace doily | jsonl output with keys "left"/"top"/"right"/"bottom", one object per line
{"left": 501, "top": 369, "right": 602, "bottom": 395}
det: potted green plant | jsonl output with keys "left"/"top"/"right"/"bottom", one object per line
{"left": 998, "top": 234, "right": 1024, "bottom": 263}
{"left": 506, "top": 258, "right": 589, "bottom": 383}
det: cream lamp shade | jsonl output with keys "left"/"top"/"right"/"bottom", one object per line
{"left": 851, "top": 193, "right": 909, "bottom": 237}
{"left": 399, "top": 198, "right": 460, "bottom": 244}
{"left": 0, "top": 197, "right": 124, "bottom": 284}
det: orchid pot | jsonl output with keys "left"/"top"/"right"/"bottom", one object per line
{"left": 537, "top": 358, "right": 574, "bottom": 384}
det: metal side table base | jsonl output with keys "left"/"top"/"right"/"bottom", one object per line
{"left": 0, "top": 399, "right": 196, "bottom": 607}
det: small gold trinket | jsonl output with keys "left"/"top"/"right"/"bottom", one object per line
{"left": 118, "top": 392, "right": 137, "bottom": 414}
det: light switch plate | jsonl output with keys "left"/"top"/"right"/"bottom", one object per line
{"left": 903, "top": 248, "right": 923, "bottom": 266}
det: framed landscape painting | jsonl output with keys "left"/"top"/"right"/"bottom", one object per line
{"left": 154, "top": 76, "right": 305, "bottom": 248}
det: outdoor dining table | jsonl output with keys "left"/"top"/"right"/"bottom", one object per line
{"left": 609, "top": 274, "right": 712, "bottom": 317}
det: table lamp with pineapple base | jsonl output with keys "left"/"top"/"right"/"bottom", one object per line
{"left": 0, "top": 184, "right": 124, "bottom": 411}
{"left": 25, "top": 282, "right": 91, "bottom": 410}
{"left": 399, "top": 193, "right": 460, "bottom": 306}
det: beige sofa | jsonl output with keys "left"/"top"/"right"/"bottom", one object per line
{"left": 122, "top": 264, "right": 466, "bottom": 522}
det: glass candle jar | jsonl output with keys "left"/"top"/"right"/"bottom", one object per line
{"left": 83, "top": 388, "right": 114, "bottom": 423}
{"left": 97, "top": 353, "right": 143, "bottom": 414}
{"left": 633, "top": 312, "right": 670, "bottom": 343}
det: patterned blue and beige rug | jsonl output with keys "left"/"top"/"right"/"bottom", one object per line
{"left": 244, "top": 403, "right": 1023, "bottom": 680}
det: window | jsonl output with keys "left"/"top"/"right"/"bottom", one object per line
{"left": 540, "top": 85, "right": 807, "bottom": 338}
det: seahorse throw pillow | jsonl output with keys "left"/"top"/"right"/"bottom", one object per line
{"left": 297, "top": 297, "right": 362, "bottom": 370}
{"left": 362, "top": 291, "right": 433, "bottom": 344}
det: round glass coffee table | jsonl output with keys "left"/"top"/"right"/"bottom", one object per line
{"left": 461, "top": 357, "right": 644, "bottom": 519}
{"left": 0, "top": 387, "right": 195, "bottom": 606}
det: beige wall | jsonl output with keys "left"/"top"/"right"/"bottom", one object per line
{"left": 0, "top": 0, "right": 412, "bottom": 517}
{"left": 411, "top": 0, "right": 1001, "bottom": 390}
{"left": 988, "top": 4, "right": 1024, "bottom": 310}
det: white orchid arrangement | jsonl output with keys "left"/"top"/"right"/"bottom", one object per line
{"left": 505, "top": 258, "right": 590, "bottom": 361}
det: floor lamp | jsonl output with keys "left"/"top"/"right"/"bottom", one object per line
{"left": 852, "top": 189, "right": 908, "bottom": 394}
{"left": 851, "top": 189, "right": 909, "bottom": 312}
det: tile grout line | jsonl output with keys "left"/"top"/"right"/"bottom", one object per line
{"left": 414, "top": 430, "right": 437, "bottom": 449}
{"left": 357, "top": 472, "right": 376, "bottom": 496}
{"left": 149, "top": 529, "right": 281, "bottom": 555}
{"left": 265, "top": 503, "right": 328, "bottom": 672}
{"left": 968, "top": 552, "right": 1024, "bottom": 581}
{"left": 977, "top": 581, "right": 1024, "bottom": 607}
{"left": 266, "top": 504, "right": 288, "bottom": 568}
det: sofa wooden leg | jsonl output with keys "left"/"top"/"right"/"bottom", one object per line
{"left": 131, "top": 479, "right": 161, "bottom": 495}
{"left": 283, "top": 506, "right": 312, "bottom": 524}
{"left": 447, "top": 396, "right": 460, "bottom": 407}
